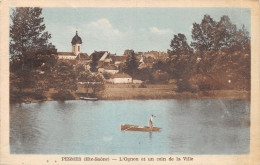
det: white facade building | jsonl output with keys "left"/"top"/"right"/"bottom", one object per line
{"left": 109, "top": 73, "right": 132, "bottom": 83}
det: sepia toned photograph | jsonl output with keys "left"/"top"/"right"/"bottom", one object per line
{"left": 1, "top": 0, "right": 260, "bottom": 164}
{"left": 8, "top": 7, "right": 251, "bottom": 155}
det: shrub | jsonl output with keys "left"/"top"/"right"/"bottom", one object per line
{"left": 139, "top": 83, "right": 147, "bottom": 88}
{"left": 51, "top": 90, "right": 75, "bottom": 101}
{"left": 103, "top": 72, "right": 112, "bottom": 79}
{"left": 33, "top": 89, "right": 47, "bottom": 100}
{"left": 176, "top": 78, "right": 198, "bottom": 93}
{"left": 152, "top": 71, "right": 169, "bottom": 84}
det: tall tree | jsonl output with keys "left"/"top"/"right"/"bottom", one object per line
{"left": 124, "top": 50, "right": 139, "bottom": 77}
{"left": 169, "top": 33, "right": 193, "bottom": 56}
{"left": 233, "top": 24, "right": 250, "bottom": 48}
{"left": 214, "top": 15, "right": 237, "bottom": 49}
{"left": 191, "top": 15, "right": 250, "bottom": 53}
{"left": 191, "top": 15, "right": 216, "bottom": 52}
{"left": 51, "top": 61, "right": 77, "bottom": 92}
{"left": 90, "top": 53, "right": 100, "bottom": 72}
{"left": 10, "top": 7, "right": 57, "bottom": 72}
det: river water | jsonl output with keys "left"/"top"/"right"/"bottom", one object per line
{"left": 10, "top": 99, "right": 250, "bottom": 154}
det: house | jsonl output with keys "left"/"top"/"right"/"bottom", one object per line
{"left": 99, "top": 52, "right": 109, "bottom": 62}
{"left": 58, "top": 52, "right": 77, "bottom": 60}
{"left": 143, "top": 51, "right": 169, "bottom": 60}
{"left": 133, "top": 79, "right": 143, "bottom": 84}
{"left": 111, "top": 56, "right": 126, "bottom": 66}
{"left": 76, "top": 53, "right": 89, "bottom": 60}
{"left": 123, "top": 49, "right": 134, "bottom": 56}
{"left": 109, "top": 73, "right": 132, "bottom": 83}
{"left": 103, "top": 65, "right": 119, "bottom": 74}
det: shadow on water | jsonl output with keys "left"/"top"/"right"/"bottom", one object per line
{"left": 149, "top": 132, "right": 152, "bottom": 141}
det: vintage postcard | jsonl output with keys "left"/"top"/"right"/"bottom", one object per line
{"left": 0, "top": 0, "right": 260, "bottom": 164}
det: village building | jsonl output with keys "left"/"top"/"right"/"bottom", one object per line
{"left": 102, "top": 65, "right": 119, "bottom": 74}
{"left": 111, "top": 56, "right": 126, "bottom": 66}
{"left": 58, "top": 31, "right": 88, "bottom": 60}
{"left": 133, "top": 79, "right": 143, "bottom": 84}
{"left": 123, "top": 49, "right": 134, "bottom": 56}
{"left": 142, "top": 51, "right": 168, "bottom": 60}
{"left": 57, "top": 52, "right": 77, "bottom": 60}
{"left": 108, "top": 73, "right": 132, "bottom": 83}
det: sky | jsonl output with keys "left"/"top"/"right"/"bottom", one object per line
{"left": 40, "top": 8, "right": 250, "bottom": 55}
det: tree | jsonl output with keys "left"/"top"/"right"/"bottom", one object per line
{"left": 9, "top": 7, "right": 57, "bottom": 102}
{"left": 152, "top": 70, "right": 169, "bottom": 84}
{"left": 232, "top": 25, "right": 250, "bottom": 49}
{"left": 214, "top": 15, "right": 237, "bottom": 49}
{"left": 52, "top": 61, "right": 77, "bottom": 92}
{"left": 10, "top": 7, "right": 57, "bottom": 72}
{"left": 90, "top": 53, "right": 99, "bottom": 72}
{"left": 135, "top": 68, "right": 154, "bottom": 83}
{"left": 75, "top": 63, "right": 85, "bottom": 77}
{"left": 191, "top": 15, "right": 250, "bottom": 53}
{"left": 169, "top": 33, "right": 193, "bottom": 56}
{"left": 124, "top": 50, "right": 139, "bottom": 77}
{"left": 78, "top": 71, "right": 105, "bottom": 96}
{"left": 191, "top": 15, "right": 216, "bottom": 52}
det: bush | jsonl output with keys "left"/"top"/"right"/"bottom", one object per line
{"left": 51, "top": 90, "right": 75, "bottom": 101}
{"left": 33, "top": 89, "right": 47, "bottom": 100}
{"left": 103, "top": 72, "right": 112, "bottom": 79}
{"left": 153, "top": 71, "right": 169, "bottom": 84}
{"left": 138, "top": 83, "right": 147, "bottom": 88}
{"left": 176, "top": 78, "right": 198, "bottom": 93}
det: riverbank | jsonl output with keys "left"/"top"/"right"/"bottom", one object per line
{"left": 11, "top": 84, "right": 250, "bottom": 104}
{"left": 98, "top": 84, "right": 249, "bottom": 100}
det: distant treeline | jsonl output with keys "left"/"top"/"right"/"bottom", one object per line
{"left": 130, "top": 15, "right": 250, "bottom": 92}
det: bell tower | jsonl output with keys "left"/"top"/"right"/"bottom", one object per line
{"left": 71, "top": 31, "right": 82, "bottom": 56}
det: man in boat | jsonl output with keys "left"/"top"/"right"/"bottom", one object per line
{"left": 149, "top": 115, "right": 154, "bottom": 129}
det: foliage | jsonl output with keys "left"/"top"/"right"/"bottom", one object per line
{"left": 124, "top": 51, "right": 139, "bottom": 77}
{"left": 51, "top": 90, "right": 75, "bottom": 101}
{"left": 90, "top": 52, "right": 104, "bottom": 72}
{"left": 152, "top": 60, "right": 168, "bottom": 72}
{"left": 191, "top": 15, "right": 216, "bottom": 52}
{"left": 51, "top": 61, "right": 77, "bottom": 92}
{"left": 135, "top": 68, "right": 154, "bottom": 83}
{"left": 77, "top": 71, "right": 105, "bottom": 95}
{"left": 75, "top": 64, "right": 85, "bottom": 77}
{"left": 9, "top": 7, "right": 57, "bottom": 102}
{"left": 191, "top": 15, "right": 250, "bottom": 53}
{"left": 138, "top": 82, "right": 147, "bottom": 88}
{"left": 152, "top": 71, "right": 169, "bottom": 84}
{"left": 169, "top": 14, "right": 251, "bottom": 92}
{"left": 169, "top": 33, "right": 193, "bottom": 56}
{"left": 10, "top": 7, "right": 57, "bottom": 71}
{"left": 102, "top": 71, "right": 112, "bottom": 79}
{"left": 118, "top": 63, "right": 126, "bottom": 73}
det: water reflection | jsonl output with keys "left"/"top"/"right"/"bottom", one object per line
{"left": 149, "top": 132, "right": 152, "bottom": 141}
{"left": 10, "top": 99, "right": 250, "bottom": 154}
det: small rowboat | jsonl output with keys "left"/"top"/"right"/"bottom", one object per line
{"left": 80, "top": 97, "right": 98, "bottom": 101}
{"left": 121, "top": 124, "right": 161, "bottom": 132}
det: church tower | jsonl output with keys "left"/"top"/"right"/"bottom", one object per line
{"left": 71, "top": 31, "right": 82, "bottom": 56}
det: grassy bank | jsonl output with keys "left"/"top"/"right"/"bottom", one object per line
{"left": 97, "top": 84, "right": 249, "bottom": 100}
{"left": 11, "top": 83, "right": 250, "bottom": 104}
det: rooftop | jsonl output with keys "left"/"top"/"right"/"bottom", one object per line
{"left": 112, "top": 73, "right": 132, "bottom": 78}
{"left": 71, "top": 31, "right": 82, "bottom": 45}
{"left": 57, "top": 52, "right": 76, "bottom": 56}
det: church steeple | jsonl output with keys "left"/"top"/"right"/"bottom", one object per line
{"left": 71, "top": 31, "right": 82, "bottom": 55}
